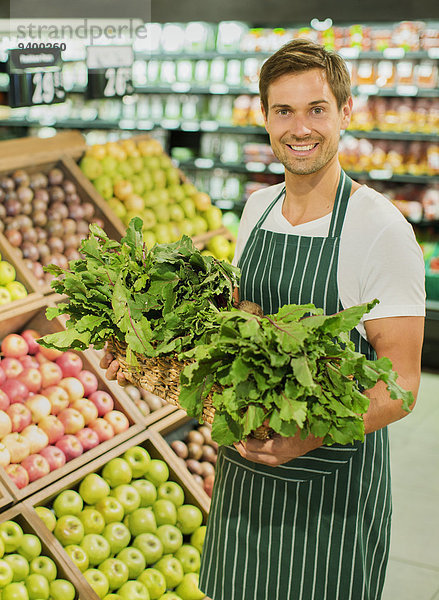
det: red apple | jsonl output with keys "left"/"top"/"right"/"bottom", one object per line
{"left": 21, "top": 453, "right": 50, "bottom": 482}
{"left": 0, "top": 366, "right": 5, "bottom": 386}
{"left": 71, "top": 398, "right": 98, "bottom": 425}
{"left": 103, "top": 410, "right": 129, "bottom": 434}
{"left": 0, "top": 411, "right": 12, "bottom": 437}
{"left": 6, "top": 403, "right": 32, "bottom": 432}
{"left": 0, "top": 389, "right": 10, "bottom": 411}
{"left": 4, "top": 463, "right": 29, "bottom": 489}
{"left": 35, "top": 352, "right": 50, "bottom": 365}
{"left": 21, "top": 424, "right": 49, "bottom": 453}
{"left": 39, "top": 362, "right": 63, "bottom": 388}
{"left": 21, "top": 329, "right": 41, "bottom": 354}
{"left": 1, "top": 333, "right": 29, "bottom": 358}
{"left": 58, "top": 377, "right": 84, "bottom": 402}
{"left": 18, "top": 367, "right": 43, "bottom": 393}
{"left": 55, "top": 434, "right": 83, "bottom": 461}
{"left": 39, "top": 445, "right": 66, "bottom": 471}
{"left": 1, "top": 357, "right": 24, "bottom": 378}
{"left": 89, "top": 418, "right": 114, "bottom": 442}
{"left": 0, "top": 442, "right": 11, "bottom": 467}
{"left": 2, "top": 432, "right": 31, "bottom": 463}
{"left": 75, "top": 427, "right": 100, "bottom": 451}
{"left": 77, "top": 370, "right": 99, "bottom": 397}
{"left": 89, "top": 390, "right": 114, "bottom": 416}
{"left": 25, "top": 394, "right": 51, "bottom": 422}
{"left": 38, "top": 415, "right": 65, "bottom": 444}
{"left": 0, "top": 379, "right": 29, "bottom": 403}
{"left": 19, "top": 355, "right": 40, "bottom": 369}
{"left": 37, "top": 345, "right": 63, "bottom": 361}
{"left": 56, "top": 351, "right": 83, "bottom": 378}
{"left": 40, "top": 385, "right": 69, "bottom": 415}
{"left": 58, "top": 408, "right": 85, "bottom": 434}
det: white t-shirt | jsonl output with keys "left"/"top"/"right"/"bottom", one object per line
{"left": 233, "top": 182, "right": 426, "bottom": 340}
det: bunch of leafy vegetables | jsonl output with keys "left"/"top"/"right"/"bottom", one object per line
{"left": 179, "top": 300, "right": 414, "bottom": 446}
{"left": 39, "top": 218, "right": 239, "bottom": 363}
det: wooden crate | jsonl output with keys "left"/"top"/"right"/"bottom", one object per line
{"left": 0, "top": 302, "right": 145, "bottom": 502}
{"left": 0, "top": 473, "right": 13, "bottom": 511}
{"left": 150, "top": 409, "right": 212, "bottom": 510}
{"left": 0, "top": 502, "right": 92, "bottom": 599}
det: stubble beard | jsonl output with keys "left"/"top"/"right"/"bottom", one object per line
{"left": 272, "top": 138, "right": 339, "bottom": 176}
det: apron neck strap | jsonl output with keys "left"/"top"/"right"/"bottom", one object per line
{"left": 254, "top": 186, "right": 286, "bottom": 230}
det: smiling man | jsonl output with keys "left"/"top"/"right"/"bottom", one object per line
{"left": 198, "top": 39, "right": 425, "bottom": 600}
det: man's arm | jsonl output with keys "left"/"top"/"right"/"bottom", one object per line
{"left": 234, "top": 315, "right": 424, "bottom": 466}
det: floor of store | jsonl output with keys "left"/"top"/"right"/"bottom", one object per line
{"left": 382, "top": 370, "right": 439, "bottom": 600}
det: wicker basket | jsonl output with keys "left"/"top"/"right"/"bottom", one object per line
{"left": 109, "top": 337, "right": 271, "bottom": 440}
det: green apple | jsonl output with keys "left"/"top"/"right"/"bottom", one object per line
{"left": 80, "top": 534, "right": 111, "bottom": 566}
{"left": 203, "top": 206, "right": 223, "bottom": 231}
{"left": 53, "top": 490, "right": 83, "bottom": 518}
{"left": 152, "top": 224, "right": 172, "bottom": 245}
{"left": 95, "top": 497, "right": 125, "bottom": 524}
{"left": 98, "top": 558, "right": 129, "bottom": 591}
{"left": 29, "top": 556, "right": 57, "bottom": 582}
{"left": 132, "top": 533, "right": 163, "bottom": 565}
{"left": 130, "top": 175, "right": 145, "bottom": 195}
{"left": 79, "top": 473, "right": 111, "bottom": 505}
{"left": 0, "top": 261, "right": 16, "bottom": 286}
{"left": 154, "top": 555, "right": 184, "bottom": 589}
{"left": 123, "top": 447, "right": 151, "bottom": 478}
{"left": 191, "top": 216, "right": 208, "bottom": 235}
{"left": 127, "top": 508, "right": 157, "bottom": 537}
{"left": 142, "top": 231, "right": 156, "bottom": 249}
{"left": 102, "top": 522, "right": 131, "bottom": 555}
{"left": 115, "top": 548, "right": 145, "bottom": 580}
{"left": 174, "top": 545, "right": 200, "bottom": 574}
{"left": 6, "top": 282, "right": 27, "bottom": 301}
{"left": 177, "top": 219, "right": 194, "bottom": 237}
{"left": 132, "top": 480, "right": 157, "bottom": 507}
{"left": 2, "top": 581, "right": 29, "bottom": 600}
{"left": 167, "top": 185, "right": 185, "bottom": 203}
{"left": 49, "top": 579, "right": 75, "bottom": 600}
{"left": 4, "top": 554, "right": 29, "bottom": 581}
{"left": 176, "top": 506, "right": 203, "bottom": 535}
{"left": 156, "top": 525, "right": 182, "bottom": 555}
{"left": 84, "top": 569, "right": 109, "bottom": 599}
{"left": 34, "top": 507, "right": 56, "bottom": 532}
{"left": 0, "top": 537, "right": 4, "bottom": 559}
{"left": 102, "top": 458, "right": 132, "bottom": 488}
{"left": 152, "top": 500, "right": 177, "bottom": 527}
{"left": 53, "top": 515, "right": 84, "bottom": 546}
{"left": 137, "top": 567, "right": 165, "bottom": 600}
{"left": 118, "top": 580, "right": 149, "bottom": 600}
{"left": 110, "top": 484, "right": 141, "bottom": 514}
{"left": 145, "top": 461, "right": 169, "bottom": 488}
{"left": 79, "top": 508, "right": 106, "bottom": 535}
{"left": 0, "top": 286, "right": 12, "bottom": 305}
{"left": 159, "top": 594, "right": 183, "bottom": 600}
{"left": 189, "top": 526, "right": 206, "bottom": 555}
{"left": 103, "top": 595, "right": 123, "bottom": 600}
{"left": 157, "top": 482, "right": 184, "bottom": 508}
{"left": 108, "top": 198, "right": 127, "bottom": 220}
{"left": 206, "top": 235, "right": 230, "bottom": 261}
{"left": 80, "top": 156, "right": 103, "bottom": 181}
{"left": 0, "top": 522, "right": 24, "bottom": 553}
{"left": 175, "top": 573, "right": 204, "bottom": 600}
{"left": 17, "top": 535, "right": 41, "bottom": 561}
{"left": 117, "top": 162, "right": 134, "bottom": 179}
{"left": 24, "top": 573, "right": 49, "bottom": 600}
{"left": 64, "top": 544, "right": 89, "bottom": 572}
{"left": 0, "top": 559, "right": 13, "bottom": 588}
{"left": 101, "top": 156, "right": 118, "bottom": 174}
{"left": 168, "top": 205, "right": 185, "bottom": 222}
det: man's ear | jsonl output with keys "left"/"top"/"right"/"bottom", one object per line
{"left": 341, "top": 96, "right": 353, "bottom": 130}
{"left": 260, "top": 100, "right": 269, "bottom": 131}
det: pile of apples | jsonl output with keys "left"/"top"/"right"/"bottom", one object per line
{"left": 0, "top": 519, "right": 75, "bottom": 600}
{"left": 169, "top": 425, "right": 217, "bottom": 499}
{"left": 0, "top": 253, "right": 28, "bottom": 308}
{"left": 79, "top": 138, "right": 234, "bottom": 261}
{"left": 0, "top": 330, "right": 129, "bottom": 490}
{"left": 35, "top": 446, "right": 206, "bottom": 600}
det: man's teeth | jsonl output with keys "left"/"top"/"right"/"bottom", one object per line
{"left": 289, "top": 144, "right": 316, "bottom": 151}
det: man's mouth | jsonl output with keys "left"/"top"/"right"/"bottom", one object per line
{"left": 286, "top": 142, "right": 318, "bottom": 154}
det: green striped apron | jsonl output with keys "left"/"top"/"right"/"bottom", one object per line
{"left": 199, "top": 171, "right": 391, "bottom": 600}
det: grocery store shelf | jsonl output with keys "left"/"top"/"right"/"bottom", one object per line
{"left": 175, "top": 158, "right": 284, "bottom": 175}
{"left": 346, "top": 171, "right": 439, "bottom": 184}
{"left": 352, "top": 86, "right": 439, "bottom": 98}
{"left": 347, "top": 130, "right": 439, "bottom": 142}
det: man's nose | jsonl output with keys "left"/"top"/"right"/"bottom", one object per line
{"left": 288, "top": 115, "right": 312, "bottom": 138}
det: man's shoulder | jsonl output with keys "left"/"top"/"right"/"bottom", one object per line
{"left": 347, "top": 185, "right": 410, "bottom": 231}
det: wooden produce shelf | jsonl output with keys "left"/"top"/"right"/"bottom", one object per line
{"left": 0, "top": 502, "right": 91, "bottom": 599}
{"left": 150, "top": 409, "right": 212, "bottom": 510}
{"left": 0, "top": 474, "right": 13, "bottom": 512}
{"left": 0, "top": 302, "right": 145, "bottom": 502}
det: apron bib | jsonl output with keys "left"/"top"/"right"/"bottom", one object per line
{"left": 199, "top": 171, "right": 391, "bottom": 600}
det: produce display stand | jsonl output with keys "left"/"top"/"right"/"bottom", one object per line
{"left": 0, "top": 301, "right": 145, "bottom": 502}
{"left": 150, "top": 409, "right": 212, "bottom": 509}
{"left": 0, "top": 501, "right": 92, "bottom": 599}
{"left": 0, "top": 475, "right": 13, "bottom": 511}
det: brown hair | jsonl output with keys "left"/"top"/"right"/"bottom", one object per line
{"left": 259, "top": 38, "right": 351, "bottom": 113}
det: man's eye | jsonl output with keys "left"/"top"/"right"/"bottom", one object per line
{"left": 312, "top": 107, "right": 324, "bottom": 115}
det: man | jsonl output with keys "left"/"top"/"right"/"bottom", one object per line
{"left": 102, "top": 39, "right": 425, "bottom": 599}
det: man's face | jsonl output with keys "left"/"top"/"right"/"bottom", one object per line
{"left": 262, "top": 69, "right": 352, "bottom": 176}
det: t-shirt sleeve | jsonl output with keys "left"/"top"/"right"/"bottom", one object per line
{"left": 359, "top": 218, "right": 426, "bottom": 321}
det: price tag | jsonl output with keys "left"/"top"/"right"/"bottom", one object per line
{"left": 268, "top": 162, "right": 284, "bottom": 174}
{"left": 8, "top": 48, "right": 65, "bottom": 108}
{"left": 428, "top": 48, "right": 439, "bottom": 59}
{"left": 194, "top": 158, "right": 214, "bottom": 169}
{"left": 137, "top": 120, "right": 154, "bottom": 130}
{"left": 339, "top": 47, "right": 360, "bottom": 59}
{"left": 171, "top": 82, "right": 191, "bottom": 93}
{"left": 209, "top": 83, "right": 229, "bottom": 94}
{"left": 86, "top": 46, "right": 134, "bottom": 99}
{"left": 395, "top": 85, "right": 418, "bottom": 96}
{"left": 369, "top": 169, "right": 393, "bottom": 180}
{"left": 181, "top": 121, "right": 200, "bottom": 131}
{"left": 383, "top": 47, "right": 405, "bottom": 59}
{"left": 356, "top": 84, "right": 379, "bottom": 96}
{"left": 118, "top": 119, "right": 136, "bottom": 129}
{"left": 200, "top": 120, "right": 219, "bottom": 131}
{"left": 246, "top": 162, "right": 266, "bottom": 172}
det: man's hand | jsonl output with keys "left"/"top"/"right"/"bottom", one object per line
{"left": 99, "top": 351, "right": 128, "bottom": 387}
{"left": 233, "top": 428, "right": 323, "bottom": 466}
